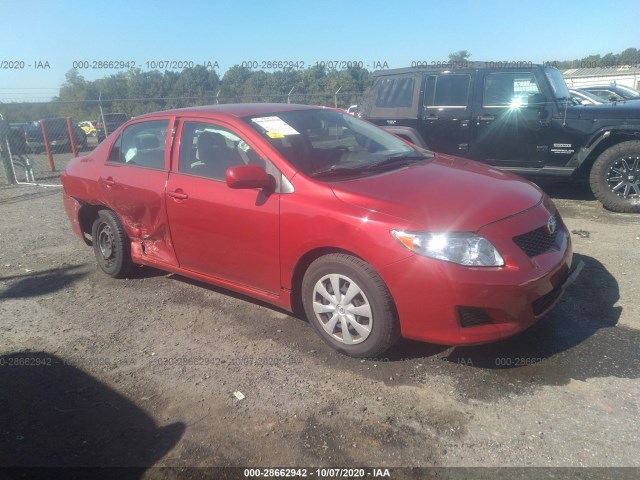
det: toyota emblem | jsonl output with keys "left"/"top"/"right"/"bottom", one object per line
{"left": 546, "top": 215, "right": 557, "bottom": 235}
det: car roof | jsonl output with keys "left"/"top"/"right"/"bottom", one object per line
{"left": 583, "top": 86, "right": 618, "bottom": 91}
{"left": 134, "top": 103, "right": 324, "bottom": 120}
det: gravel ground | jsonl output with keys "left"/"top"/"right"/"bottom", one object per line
{"left": 0, "top": 162, "right": 638, "bottom": 478}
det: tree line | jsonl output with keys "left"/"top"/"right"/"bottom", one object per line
{"left": 545, "top": 47, "right": 640, "bottom": 69}
{"left": 1, "top": 65, "right": 373, "bottom": 123}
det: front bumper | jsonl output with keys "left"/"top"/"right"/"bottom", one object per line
{"left": 379, "top": 203, "right": 580, "bottom": 345}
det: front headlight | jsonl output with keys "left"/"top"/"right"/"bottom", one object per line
{"left": 391, "top": 230, "right": 505, "bottom": 267}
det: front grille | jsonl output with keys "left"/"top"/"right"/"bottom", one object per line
{"left": 457, "top": 307, "right": 493, "bottom": 328}
{"left": 513, "top": 225, "right": 559, "bottom": 257}
{"left": 532, "top": 286, "right": 563, "bottom": 316}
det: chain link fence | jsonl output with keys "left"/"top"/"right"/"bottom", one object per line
{"left": 0, "top": 92, "right": 366, "bottom": 186}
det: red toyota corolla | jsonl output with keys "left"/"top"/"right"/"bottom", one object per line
{"left": 61, "top": 104, "right": 581, "bottom": 357}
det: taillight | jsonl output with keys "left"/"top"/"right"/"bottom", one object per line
{"left": 24, "top": 131, "right": 29, "bottom": 140}
{"left": 97, "top": 122, "right": 104, "bottom": 128}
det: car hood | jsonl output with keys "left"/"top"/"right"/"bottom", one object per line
{"left": 328, "top": 154, "right": 543, "bottom": 231}
{"left": 569, "top": 101, "right": 640, "bottom": 120}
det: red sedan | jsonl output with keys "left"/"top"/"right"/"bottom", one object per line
{"left": 61, "top": 104, "right": 581, "bottom": 357}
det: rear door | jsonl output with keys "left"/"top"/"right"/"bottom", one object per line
{"left": 165, "top": 117, "right": 281, "bottom": 295}
{"left": 420, "top": 73, "right": 473, "bottom": 154}
{"left": 470, "top": 70, "right": 551, "bottom": 167}
{"left": 98, "top": 117, "right": 178, "bottom": 266}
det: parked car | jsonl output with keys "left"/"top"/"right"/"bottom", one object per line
{"left": 360, "top": 63, "right": 640, "bottom": 213}
{"left": 10, "top": 122, "right": 44, "bottom": 153}
{"left": 61, "top": 104, "right": 581, "bottom": 357}
{"left": 581, "top": 85, "right": 640, "bottom": 102}
{"left": 96, "top": 113, "right": 131, "bottom": 142}
{"left": 569, "top": 88, "right": 604, "bottom": 105}
{"left": 79, "top": 121, "right": 97, "bottom": 137}
{"left": 7, "top": 126, "right": 31, "bottom": 155}
{"left": 9, "top": 122, "right": 37, "bottom": 154}
{"left": 346, "top": 105, "right": 361, "bottom": 117}
{"left": 34, "top": 118, "right": 88, "bottom": 152}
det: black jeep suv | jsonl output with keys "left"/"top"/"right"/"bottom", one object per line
{"left": 360, "top": 63, "right": 640, "bottom": 212}
{"left": 96, "top": 113, "right": 131, "bottom": 142}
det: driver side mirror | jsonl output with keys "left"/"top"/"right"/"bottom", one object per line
{"left": 527, "top": 93, "right": 547, "bottom": 108}
{"left": 226, "top": 164, "right": 273, "bottom": 190}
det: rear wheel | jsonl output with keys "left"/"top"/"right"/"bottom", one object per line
{"left": 590, "top": 141, "right": 640, "bottom": 213}
{"left": 301, "top": 254, "right": 400, "bottom": 358}
{"left": 91, "top": 210, "right": 132, "bottom": 278}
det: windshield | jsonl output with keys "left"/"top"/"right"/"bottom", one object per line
{"left": 616, "top": 86, "right": 640, "bottom": 99}
{"left": 544, "top": 67, "right": 571, "bottom": 99}
{"left": 244, "top": 108, "right": 428, "bottom": 179}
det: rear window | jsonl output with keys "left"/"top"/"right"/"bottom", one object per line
{"left": 375, "top": 77, "right": 415, "bottom": 108}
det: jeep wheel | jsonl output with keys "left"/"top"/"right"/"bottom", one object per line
{"left": 590, "top": 141, "right": 640, "bottom": 213}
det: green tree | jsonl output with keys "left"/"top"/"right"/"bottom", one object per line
{"left": 448, "top": 50, "right": 472, "bottom": 63}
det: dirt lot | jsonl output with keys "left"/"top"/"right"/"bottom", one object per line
{"left": 0, "top": 153, "right": 639, "bottom": 477}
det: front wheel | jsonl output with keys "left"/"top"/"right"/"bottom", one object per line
{"left": 91, "top": 210, "right": 132, "bottom": 278}
{"left": 301, "top": 254, "right": 400, "bottom": 358}
{"left": 590, "top": 141, "right": 640, "bottom": 213}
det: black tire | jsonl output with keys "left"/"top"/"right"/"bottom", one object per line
{"left": 301, "top": 253, "right": 400, "bottom": 358}
{"left": 91, "top": 210, "right": 132, "bottom": 278}
{"left": 589, "top": 141, "right": 640, "bottom": 213}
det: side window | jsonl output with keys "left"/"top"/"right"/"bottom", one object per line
{"left": 483, "top": 73, "right": 540, "bottom": 107}
{"left": 178, "top": 121, "right": 264, "bottom": 180}
{"left": 110, "top": 120, "right": 168, "bottom": 169}
{"left": 375, "top": 77, "right": 415, "bottom": 108}
{"left": 108, "top": 135, "right": 122, "bottom": 163}
{"left": 424, "top": 74, "right": 470, "bottom": 108}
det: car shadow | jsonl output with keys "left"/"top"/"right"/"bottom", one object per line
{"left": 534, "top": 178, "right": 596, "bottom": 202}
{"left": 127, "top": 252, "right": 635, "bottom": 392}
{"left": 127, "top": 264, "right": 170, "bottom": 280}
{"left": 165, "top": 272, "right": 295, "bottom": 318}
{"left": 0, "top": 352, "right": 185, "bottom": 473}
{"left": 0, "top": 265, "right": 89, "bottom": 299}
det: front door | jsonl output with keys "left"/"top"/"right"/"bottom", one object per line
{"left": 470, "top": 71, "right": 550, "bottom": 168}
{"left": 165, "top": 119, "right": 281, "bottom": 295}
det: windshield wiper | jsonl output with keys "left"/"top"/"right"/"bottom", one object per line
{"left": 310, "top": 164, "right": 358, "bottom": 177}
{"left": 310, "top": 153, "right": 430, "bottom": 178}
{"left": 358, "top": 154, "right": 431, "bottom": 171}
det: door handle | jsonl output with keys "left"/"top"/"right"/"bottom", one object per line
{"left": 167, "top": 190, "right": 188, "bottom": 200}
{"left": 477, "top": 115, "right": 495, "bottom": 121}
{"left": 103, "top": 177, "right": 115, "bottom": 187}
{"left": 425, "top": 114, "right": 439, "bottom": 121}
